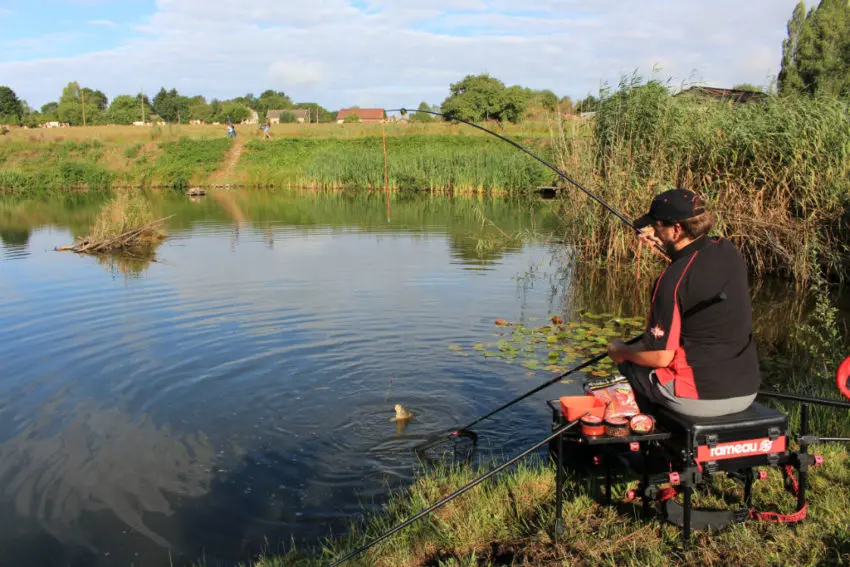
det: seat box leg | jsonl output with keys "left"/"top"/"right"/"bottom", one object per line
{"left": 682, "top": 484, "right": 692, "bottom": 550}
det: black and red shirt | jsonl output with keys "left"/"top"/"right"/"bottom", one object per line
{"left": 645, "top": 236, "right": 761, "bottom": 400}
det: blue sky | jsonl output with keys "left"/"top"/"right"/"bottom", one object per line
{"left": 0, "top": 0, "right": 802, "bottom": 110}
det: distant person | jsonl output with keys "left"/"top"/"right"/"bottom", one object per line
{"left": 263, "top": 119, "right": 271, "bottom": 140}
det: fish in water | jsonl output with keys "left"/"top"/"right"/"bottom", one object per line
{"left": 391, "top": 404, "right": 413, "bottom": 421}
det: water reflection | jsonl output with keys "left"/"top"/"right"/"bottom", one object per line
{"left": 1, "top": 228, "right": 31, "bottom": 259}
{"left": 0, "top": 399, "right": 214, "bottom": 561}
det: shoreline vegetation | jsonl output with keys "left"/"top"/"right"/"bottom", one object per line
{"left": 2, "top": 85, "right": 849, "bottom": 287}
{"left": 258, "top": 444, "right": 850, "bottom": 567}
{"left": 55, "top": 191, "right": 168, "bottom": 255}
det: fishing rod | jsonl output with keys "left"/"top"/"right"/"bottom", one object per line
{"left": 327, "top": 414, "right": 584, "bottom": 567}
{"left": 757, "top": 356, "right": 850, "bottom": 408}
{"left": 389, "top": 107, "right": 668, "bottom": 258}
{"left": 414, "top": 291, "right": 728, "bottom": 453}
{"left": 414, "top": 334, "right": 642, "bottom": 453}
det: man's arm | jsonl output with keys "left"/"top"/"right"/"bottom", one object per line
{"left": 608, "top": 338, "right": 674, "bottom": 368}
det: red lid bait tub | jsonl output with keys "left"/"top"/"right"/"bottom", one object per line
{"left": 629, "top": 414, "right": 656, "bottom": 435}
{"left": 580, "top": 415, "right": 605, "bottom": 437}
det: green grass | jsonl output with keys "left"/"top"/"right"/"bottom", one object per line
{"left": 241, "top": 441, "right": 850, "bottom": 567}
{"left": 146, "top": 137, "right": 233, "bottom": 189}
{"left": 239, "top": 134, "right": 554, "bottom": 192}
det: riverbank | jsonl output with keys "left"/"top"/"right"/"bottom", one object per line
{"left": 253, "top": 441, "right": 850, "bottom": 566}
{"left": 0, "top": 122, "right": 558, "bottom": 195}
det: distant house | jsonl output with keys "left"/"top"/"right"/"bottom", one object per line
{"left": 288, "top": 109, "right": 310, "bottom": 123}
{"left": 336, "top": 108, "right": 385, "bottom": 124}
{"left": 189, "top": 119, "right": 203, "bottom": 125}
{"left": 675, "top": 86, "right": 767, "bottom": 104}
{"left": 242, "top": 110, "right": 259, "bottom": 125}
{"left": 267, "top": 108, "right": 310, "bottom": 124}
{"left": 266, "top": 109, "right": 284, "bottom": 124}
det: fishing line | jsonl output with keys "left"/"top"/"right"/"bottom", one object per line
{"left": 414, "top": 335, "right": 642, "bottom": 456}
{"left": 389, "top": 107, "right": 667, "bottom": 257}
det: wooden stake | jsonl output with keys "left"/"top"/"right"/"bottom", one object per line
{"left": 382, "top": 122, "right": 390, "bottom": 222}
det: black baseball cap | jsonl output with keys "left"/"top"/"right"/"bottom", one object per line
{"left": 633, "top": 188, "right": 705, "bottom": 229}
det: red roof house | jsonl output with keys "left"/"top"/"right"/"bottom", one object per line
{"left": 336, "top": 108, "right": 385, "bottom": 124}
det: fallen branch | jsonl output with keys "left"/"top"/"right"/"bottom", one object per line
{"left": 56, "top": 215, "right": 173, "bottom": 254}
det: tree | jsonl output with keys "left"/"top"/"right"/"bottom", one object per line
{"left": 440, "top": 74, "right": 529, "bottom": 123}
{"left": 60, "top": 81, "right": 81, "bottom": 105}
{"left": 778, "top": 2, "right": 810, "bottom": 94}
{"left": 0, "top": 86, "right": 23, "bottom": 125}
{"left": 575, "top": 95, "right": 599, "bottom": 113}
{"left": 152, "top": 87, "right": 190, "bottom": 122}
{"left": 217, "top": 101, "right": 251, "bottom": 123}
{"left": 81, "top": 88, "right": 108, "bottom": 111}
{"left": 40, "top": 101, "right": 58, "bottom": 114}
{"left": 233, "top": 93, "right": 258, "bottom": 110}
{"left": 558, "top": 96, "right": 574, "bottom": 114}
{"left": 187, "top": 100, "right": 213, "bottom": 123}
{"left": 256, "top": 90, "right": 293, "bottom": 118}
{"left": 410, "top": 101, "right": 434, "bottom": 122}
{"left": 529, "top": 89, "right": 558, "bottom": 112}
{"left": 778, "top": 0, "right": 850, "bottom": 96}
{"left": 293, "top": 102, "right": 334, "bottom": 122}
{"left": 54, "top": 81, "right": 106, "bottom": 125}
{"left": 732, "top": 83, "right": 763, "bottom": 92}
{"left": 108, "top": 94, "right": 152, "bottom": 125}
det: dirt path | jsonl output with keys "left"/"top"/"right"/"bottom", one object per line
{"left": 209, "top": 139, "right": 244, "bottom": 182}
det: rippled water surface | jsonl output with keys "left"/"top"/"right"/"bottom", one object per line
{"left": 0, "top": 192, "right": 596, "bottom": 566}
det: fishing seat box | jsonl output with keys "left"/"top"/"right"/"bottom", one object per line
{"left": 654, "top": 402, "right": 789, "bottom": 473}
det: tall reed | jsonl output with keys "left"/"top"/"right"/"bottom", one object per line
{"left": 553, "top": 76, "right": 850, "bottom": 286}
{"left": 240, "top": 135, "right": 553, "bottom": 193}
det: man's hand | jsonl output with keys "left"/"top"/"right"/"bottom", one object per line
{"left": 607, "top": 339, "right": 628, "bottom": 364}
{"left": 638, "top": 226, "right": 663, "bottom": 249}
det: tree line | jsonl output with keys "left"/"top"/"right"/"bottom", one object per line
{"left": 0, "top": 84, "right": 337, "bottom": 127}
{"left": 1, "top": 0, "right": 845, "bottom": 128}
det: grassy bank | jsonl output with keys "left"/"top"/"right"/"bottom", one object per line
{"left": 238, "top": 134, "right": 552, "bottom": 191}
{"left": 0, "top": 122, "right": 557, "bottom": 194}
{"left": 249, "top": 440, "right": 850, "bottom": 567}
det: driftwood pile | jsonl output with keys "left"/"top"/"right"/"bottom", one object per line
{"left": 56, "top": 216, "right": 172, "bottom": 254}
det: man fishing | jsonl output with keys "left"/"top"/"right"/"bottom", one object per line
{"left": 607, "top": 188, "right": 761, "bottom": 417}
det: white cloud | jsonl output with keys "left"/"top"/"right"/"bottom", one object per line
{"left": 87, "top": 19, "right": 118, "bottom": 27}
{"left": 0, "top": 0, "right": 801, "bottom": 109}
{"left": 267, "top": 60, "right": 326, "bottom": 87}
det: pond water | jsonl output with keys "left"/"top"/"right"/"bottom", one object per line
{"left": 0, "top": 191, "right": 600, "bottom": 566}
{"left": 0, "top": 190, "right": 827, "bottom": 567}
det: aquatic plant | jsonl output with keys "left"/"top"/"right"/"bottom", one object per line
{"left": 450, "top": 312, "right": 645, "bottom": 379}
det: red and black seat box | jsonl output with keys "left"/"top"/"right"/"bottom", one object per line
{"left": 654, "top": 402, "right": 789, "bottom": 471}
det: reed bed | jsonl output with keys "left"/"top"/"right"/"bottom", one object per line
{"left": 239, "top": 135, "right": 554, "bottom": 192}
{"left": 552, "top": 79, "right": 850, "bottom": 285}
{"left": 57, "top": 191, "right": 167, "bottom": 254}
